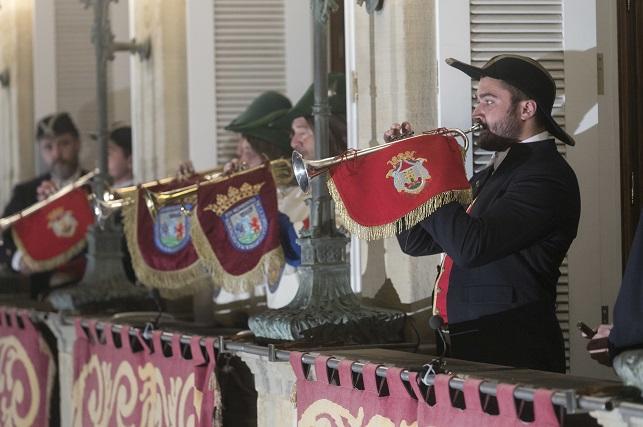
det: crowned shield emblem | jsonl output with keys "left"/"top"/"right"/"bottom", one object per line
{"left": 47, "top": 207, "right": 79, "bottom": 238}
{"left": 386, "top": 151, "right": 431, "bottom": 194}
{"left": 153, "top": 204, "right": 192, "bottom": 254}
{"left": 222, "top": 196, "right": 268, "bottom": 251}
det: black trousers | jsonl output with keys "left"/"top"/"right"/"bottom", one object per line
{"left": 439, "top": 302, "right": 566, "bottom": 373}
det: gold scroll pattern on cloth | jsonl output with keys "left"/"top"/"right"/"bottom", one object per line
{"left": 299, "top": 399, "right": 418, "bottom": 427}
{"left": 0, "top": 336, "right": 42, "bottom": 427}
{"left": 72, "top": 356, "right": 200, "bottom": 427}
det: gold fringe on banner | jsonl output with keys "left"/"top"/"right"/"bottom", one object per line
{"left": 327, "top": 179, "right": 472, "bottom": 241}
{"left": 122, "top": 194, "right": 212, "bottom": 298}
{"left": 12, "top": 229, "right": 87, "bottom": 273}
{"left": 190, "top": 214, "right": 285, "bottom": 294}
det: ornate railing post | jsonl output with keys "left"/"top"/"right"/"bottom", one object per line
{"left": 249, "top": 0, "right": 404, "bottom": 343}
{"left": 48, "top": 0, "right": 151, "bottom": 311}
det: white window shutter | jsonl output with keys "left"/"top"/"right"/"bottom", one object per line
{"left": 213, "top": 0, "right": 288, "bottom": 163}
{"left": 469, "top": 0, "right": 570, "bottom": 370}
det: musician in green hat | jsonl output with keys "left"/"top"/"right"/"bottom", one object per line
{"left": 279, "top": 73, "right": 348, "bottom": 161}
{"left": 176, "top": 91, "right": 308, "bottom": 312}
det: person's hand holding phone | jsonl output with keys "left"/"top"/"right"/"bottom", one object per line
{"left": 580, "top": 323, "right": 612, "bottom": 366}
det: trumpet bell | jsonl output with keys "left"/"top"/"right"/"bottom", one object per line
{"left": 292, "top": 150, "right": 311, "bottom": 194}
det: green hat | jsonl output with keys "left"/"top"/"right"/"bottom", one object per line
{"left": 279, "top": 73, "right": 346, "bottom": 127}
{"left": 225, "top": 91, "right": 292, "bottom": 151}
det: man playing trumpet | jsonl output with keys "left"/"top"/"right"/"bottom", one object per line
{"left": 1, "top": 112, "right": 88, "bottom": 296}
{"left": 389, "top": 55, "right": 580, "bottom": 373}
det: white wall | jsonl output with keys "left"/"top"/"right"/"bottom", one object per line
{"left": 185, "top": 0, "right": 217, "bottom": 170}
{"left": 565, "top": 0, "right": 621, "bottom": 379}
{"left": 185, "top": 0, "right": 313, "bottom": 171}
{"left": 284, "top": 0, "right": 313, "bottom": 102}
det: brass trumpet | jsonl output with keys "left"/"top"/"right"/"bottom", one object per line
{"left": 144, "top": 158, "right": 293, "bottom": 219}
{"left": 91, "top": 165, "right": 230, "bottom": 224}
{"left": 0, "top": 169, "right": 99, "bottom": 233}
{"left": 113, "top": 166, "right": 227, "bottom": 197}
{"left": 292, "top": 123, "right": 483, "bottom": 193}
{"left": 94, "top": 158, "right": 293, "bottom": 222}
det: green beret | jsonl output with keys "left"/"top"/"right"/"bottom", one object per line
{"left": 278, "top": 73, "right": 346, "bottom": 127}
{"left": 225, "top": 91, "right": 292, "bottom": 151}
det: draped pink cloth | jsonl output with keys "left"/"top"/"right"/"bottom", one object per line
{"left": 290, "top": 352, "right": 418, "bottom": 426}
{"left": 72, "top": 319, "right": 220, "bottom": 426}
{"left": 291, "top": 353, "right": 560, "bottom": 427}
{"left": 409, "top": 373, "right": 560, "bottom": 427}
{"left": 0, "top": 307, "right": 56, "bottom": 427}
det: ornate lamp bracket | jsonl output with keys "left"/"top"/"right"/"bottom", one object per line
{"left": 82, "top": 0, "right": 151, "bottom": 63}
{"left": 112, "top": 38, "right": 151, "bottom": 60}
{"left": 357, "top": 0, "right": 384, "bottom": 14}
{"left": 312, "top": 0, "right": 340, "bottom": 24}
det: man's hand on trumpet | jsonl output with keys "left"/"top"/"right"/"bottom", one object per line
{"left": 223, "top": 158, "right": 245, "bottom": 175}
{"left": 36, "top": 180, "right": 59, "bottom": 201}
{"left": 176, "top": 161, "right": 196, "bottom": 182}
{"left": 383, "top": 121, "right": 414, "bottom": 143}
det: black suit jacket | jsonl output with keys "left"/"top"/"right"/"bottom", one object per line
{"left": 397, "top": 140, "right": 580, "bottom": 371}
{"left": 610, "top": 210, "right": 643, "bottom": 357}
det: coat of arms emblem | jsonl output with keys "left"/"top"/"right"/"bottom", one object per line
{"left": 47, "top": 207, "right": 78, "bottom": 238}
{"left": 386, "top": 150, "right": 431, "bottom": 194}
{"left": 222, "top": 196, "right": 268, "bottom": 251}
{"left": 154, "top": 204, "right": 192, "bottom": 254}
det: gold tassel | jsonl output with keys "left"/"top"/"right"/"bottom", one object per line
{"left": 122, "top": 194, "right": 212, "bottom": 297}
{"left": 327, "top": 179, "right": 472, "bottom": 241}
{"left": 190, "top": 209, "right": 286, "bottom": 294}
{"left": 12, "top": 229, "right": 87, "bottom": 272}
{"left": 290, "top": 381, "right": 297, "bottom": 408}
{"left": 212, "top": 369, "right": 224, "bottom": 427}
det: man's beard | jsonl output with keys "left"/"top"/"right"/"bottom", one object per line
{"left": 51, "top": 159, "right": 79, "bottom": 181}
{"left": 475, "top": 107, "right": 522, "bottom": 152}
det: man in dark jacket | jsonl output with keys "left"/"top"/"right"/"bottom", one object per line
{"left": 1, "top": 112, "right": 85, "bottom": 296}
{"left": 390, "top": 55, "right": 580, "bottom": 372}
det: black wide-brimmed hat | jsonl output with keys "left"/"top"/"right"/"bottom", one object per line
{"left": 36, "top": 112, "right": 80, "bottom": 140}
{"left": 446, "top": 54, "right": 575, "bottom": 146}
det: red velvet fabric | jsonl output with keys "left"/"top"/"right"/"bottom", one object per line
{"left": 12, "top": 187, "right": 93, "bottom": 264}
{"left": 329, "top": 134, "right": 470, "bottom": 227}
{"left": 194, "top": 164, "right": 281, "bottom": 276}
{"left": 73, "top": 319, "right": 219, "bottom": 426}
{"left": 0, "top": 307, "right": 55, "bottom": 427}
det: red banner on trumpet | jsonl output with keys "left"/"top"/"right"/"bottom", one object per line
{"left": 123, "top": 177, "right": 210, "bottom": 297}
{"left": 327, "top": 134, "right": 472, "bottom": 240}
{"left": 191, "top": 164, "right": 284, "bottom": 293}
{"left": 12, "top": 187, "right": 94, "bottom": 271}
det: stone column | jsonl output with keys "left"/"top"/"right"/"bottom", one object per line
{"left": 44, "top": 313, "right": 78, "bottom": 427}
{"left": 238, "top": 353, "right": 297, "bottom": 427}
{"left": 353, "top": 0, "right": 440, "bottom": 332}
{"left": 129, "top": 0, "right": 189, "bottom": 182}
{"left": 0, "top": 0, "right": 34, "bottom": 209}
